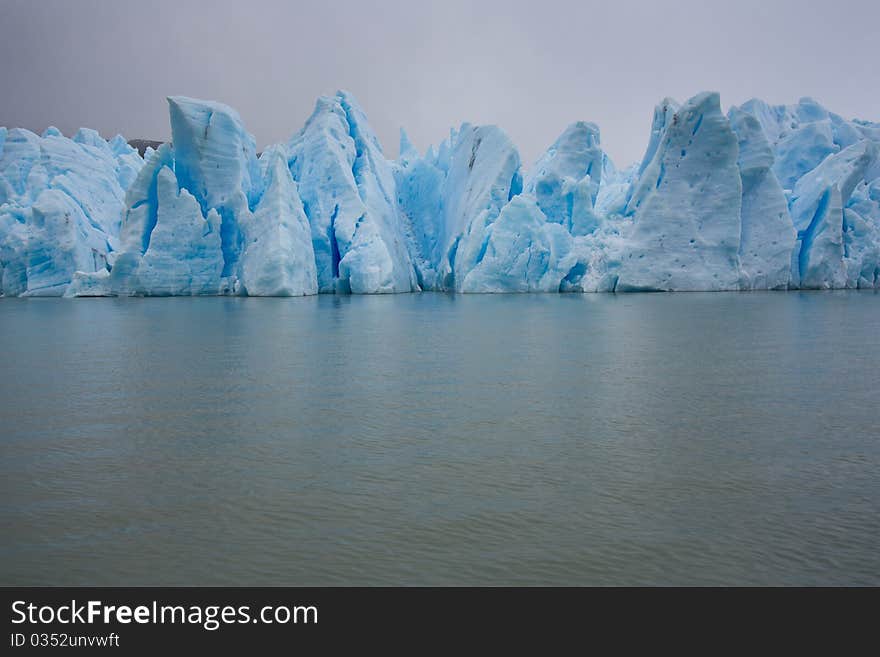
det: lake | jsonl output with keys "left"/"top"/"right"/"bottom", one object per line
{"left": 1, "top": 291, "right": 878, "bottom": 585}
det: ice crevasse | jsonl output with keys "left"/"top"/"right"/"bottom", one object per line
{"left": 1, "top": 91, "right": 878, "bottom": 297}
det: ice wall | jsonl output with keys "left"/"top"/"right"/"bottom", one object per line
{"left": 2, "top": 91, "right": 878, "bottom": 296}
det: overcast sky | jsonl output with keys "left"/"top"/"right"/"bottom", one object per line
{"left": 2, "top": 0, "right": 878, "bottom": 167}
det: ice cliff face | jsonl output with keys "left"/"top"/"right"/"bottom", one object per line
{"left": 613, "top": 92, "right": 744, "bottom": 292}
{"left": 0, "top": 126, "right": 143, "bottom": 296}
{"left": 102, "top": 97, "right": 317, "bottom": 297}
{"left": 104, "top": 96, "right": 258, "bottom": 297}
{"left": 394, "top": 123, "right": 525, "bottom": 291}
{"left": 728, "top": 107, "right": 796, "bottom": 290}
{"left": 735, "top": 97, "right": 880, "bottom": 289}
{"left": 239, "top": 146, "right": 317, "bottom": 296}
{"left": 1, "top": 91, "right": 878, "bottom": 296}
{"left": 525, "top": 121, "right": 603, "bottom": 237}
{"left": 288, "top": 92, "right": 418, "bottom": 294}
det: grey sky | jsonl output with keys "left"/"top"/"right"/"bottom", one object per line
{"left": 2, "top": 0, "right": 878, "bottom": 167}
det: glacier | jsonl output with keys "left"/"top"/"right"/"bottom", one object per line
{"left": 1, "top": 91, "right": 878, "bottom": 297}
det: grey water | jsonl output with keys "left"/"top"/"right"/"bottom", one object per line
{"left": 1, "top": 291, "right": 878, "bottom": 586}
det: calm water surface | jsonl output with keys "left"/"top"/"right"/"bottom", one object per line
{"left": 1, "top": 292, "right": 878, "bottom": 585}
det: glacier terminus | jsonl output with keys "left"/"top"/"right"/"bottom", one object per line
{"left": 1, "top": 91, "right": 878, "bottom": 297}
